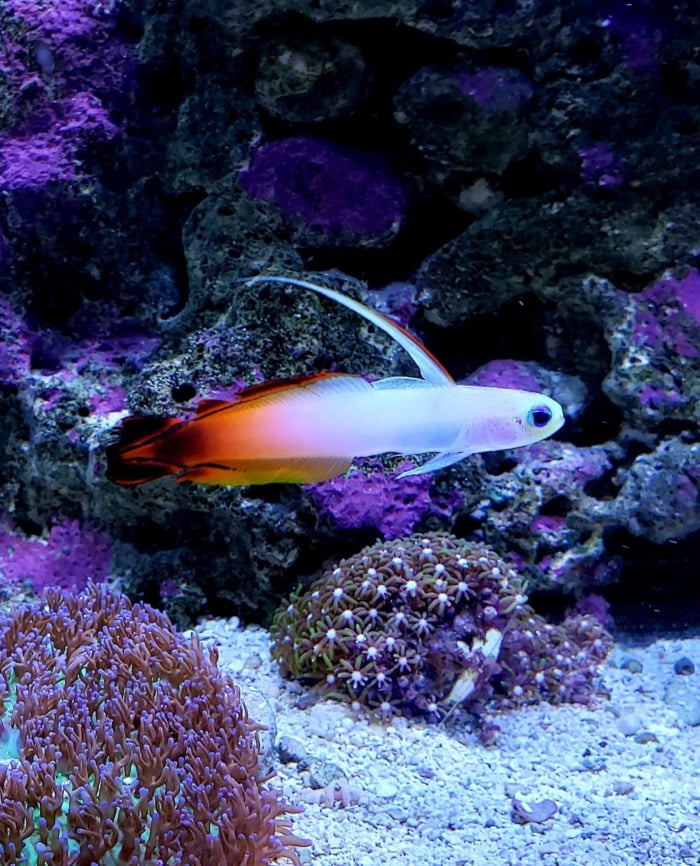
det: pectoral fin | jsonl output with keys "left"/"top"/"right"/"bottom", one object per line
{"left": 397, "top": 451, "right": 468, "bottom": 478}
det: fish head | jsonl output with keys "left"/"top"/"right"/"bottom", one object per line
{"left": 456, "top": 386, "right": 565, "bottom": 454}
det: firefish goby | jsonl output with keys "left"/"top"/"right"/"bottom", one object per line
{"left": 105, "top": 276, "right": 564, "bottom": 487}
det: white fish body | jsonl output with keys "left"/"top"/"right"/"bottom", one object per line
{"left": 244, "top": 277, "right": 565, "bottom": 478}
{"left": 107, "top": 276, "right": 565, "bottom": 487}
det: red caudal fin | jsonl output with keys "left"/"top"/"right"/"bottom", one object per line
{"left": 106, "top": 372, "right": 368, "bottom": 488}
{"left": 105, "top": 415, "right": 187, "bottom": 486}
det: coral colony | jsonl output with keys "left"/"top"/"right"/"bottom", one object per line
{"left": 0, "top": 584, "right": 307, "bottom": 866}
{"left": 272, "top": 533, "right": 611, "bottom": 722}
{"left": 0, "top": 0, "right": 698, "bottom": 623}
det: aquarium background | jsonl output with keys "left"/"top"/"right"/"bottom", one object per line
{"left": 0, "top": 2, "right": 699, "bottom": 863}
{"left": 0, "top": 0, "right": 697, "bottom": 631}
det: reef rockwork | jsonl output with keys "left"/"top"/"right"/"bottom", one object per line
{"left": 0, "top": 0, "right": 698, "bottom": 628}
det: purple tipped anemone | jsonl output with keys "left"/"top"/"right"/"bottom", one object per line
{"left": 0, "top": 584, "right": 308, "bottom": 865}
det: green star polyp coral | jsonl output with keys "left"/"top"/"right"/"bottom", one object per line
{"left": 271, "top": 532, "right": 612, "bottom": 721}
{"left": 0, "top": 584, "right": 307, "bottom": 866}
{"left": 271, "top": 532, "right": 528, "bottom": 720}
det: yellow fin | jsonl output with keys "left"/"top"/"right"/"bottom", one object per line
{"left": 174, "top": 456, "right": 353, "bottom": 486}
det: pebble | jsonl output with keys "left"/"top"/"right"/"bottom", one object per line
{"left": 375, "top": 778, "right": 399, "bottom": 799}
{"left": 673, "top": 656, "right": 695, "bottom": 675}
{"left": 306, "top": 703, "right": 353, "bottom": 738}
{"left": 511, "top": 798, "right": 558, "bottom": 824}
{"left": 580, "top": 755, "right": 607, "bottom": 772}
{"left": 308, "top": 760, "right": 347, "bottom": 789}
{"left": 224, "top": 655, "right": 245, "bottom": 674}
{"left": 244, "top": 652, "right": 264, "bottom": 671}
{"left": 634, "top": 731, "right": 659, "bottom": 744}
{"left": 277, "top": 735, "right": 308, "bottom": 764}
{"left": 620, "top": 657, "right": 644, "bottom": 673}
{"left": 616, "top": 710, "right": 643, "bottom": 736}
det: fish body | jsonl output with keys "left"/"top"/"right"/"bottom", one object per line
{"left": 106, "top": 276, "right": 564, "bottom": 486}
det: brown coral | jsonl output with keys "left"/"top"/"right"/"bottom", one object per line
{"left": 271, "top": 532, "right": 527, "bottom": 720}
{"left": 271, "top": 532, "right": 612, "bottom": 722}
{"left": 0, "top": 583, "right": 308, "bottom": 865}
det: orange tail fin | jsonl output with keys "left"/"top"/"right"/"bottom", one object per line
{"left": 105, "top": 415, "right": 186, "bottom": 486}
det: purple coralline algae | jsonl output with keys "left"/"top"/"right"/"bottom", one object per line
{"left": 602, "top": 3, "right": 668, "bottom": 73}
{"left": 478, "top": 439, "right": 622, "bottom": 592}
{"left": 630, "top": 270, "right": 699, "bottom": 358}
{"left": 364, "top": 282, "right": 418, "bottom": 330}
{"left": 3, "top": 314, "right": 159, "bottom": 425}
{"left": 393, "top": 64, "right": 532, "bottom": 189}
{"left": 309, "top": 458, "right": 457, "bottom": 540}
{"left": 466, "top": 359, "right": 547, "bottom": 393}
{"left": 55, "top": 331, "right": 161, "bottom": 378}
{"left": 596, "top": 439, "right": 700, "bottom": 545}
{"left": 603, "top": 270, "right": 700, "bottom": 426}
{"left": 239, "top": 136, "right": 405, "bottom": 245}
{"left": 0, "top": 0, "right": 132, "bottom": 190}
{"left": 455, "top": 67, "right": 534, "bottom": 113}
{"left": 511, "top": 440, "right": 613, "bottom": 492}
{"left": 0, "top": 92, "right": 119, "bottom": 189}
{"left": 271, "top": 533, "right": 611, "bottom": 722}
{"left": 0, "top": 583, "right": 307, "bottom": 865}
{"left": 0, "top": 518, "right": 112, "bottom": 594}
{"left": 578, "top": 142, "right": 628, "bottom": 189}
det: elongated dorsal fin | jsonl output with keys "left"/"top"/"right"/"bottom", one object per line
{"left": 243, "top": 275, "right": 454, "bottom": 386}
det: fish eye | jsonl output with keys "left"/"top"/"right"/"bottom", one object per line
{"left": 527, "top": 405, "right": 553, "bottom": 428}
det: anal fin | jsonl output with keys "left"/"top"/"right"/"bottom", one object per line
{"left": 175, "top": 456, "right": 353, "bottom": 486}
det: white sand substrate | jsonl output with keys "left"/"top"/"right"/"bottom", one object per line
{"left": 193, "top": 618, "right": 700, "bottom": 866}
